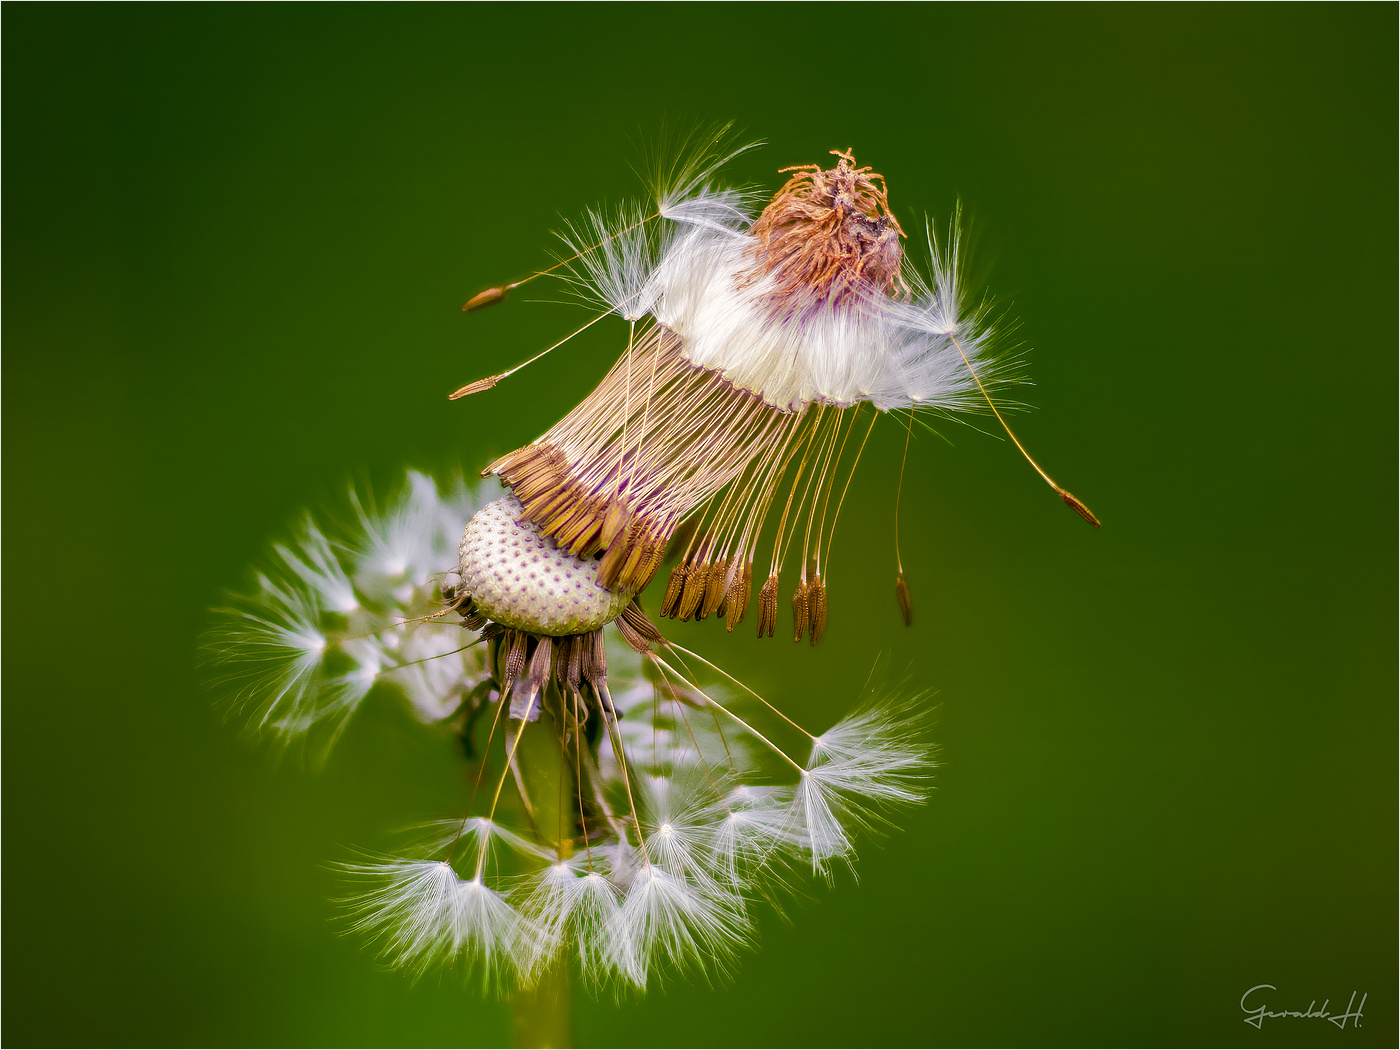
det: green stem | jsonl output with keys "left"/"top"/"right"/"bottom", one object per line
{"left": 509, "top": 711, "right": 574, "bottom": 1050}
{"left": 511, "top": 961, "right": 572, "bottom": 1050}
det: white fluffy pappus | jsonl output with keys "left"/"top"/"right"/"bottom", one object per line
{"left": 209, "top": 468, "right": 940, "bottom": 994}
{"left": 796, "top": 690, "right": 937, "bottom": 876}
{"left": 557, "top": 148, "right": 1019, "bottom": 414}
{"left": 204, "top": 470, "right": 489, "bottom": 758}
{"left": 651, "top": 223, "right": 1011, "bottom": 411}
{"left": 338, "top": 859, "right": 528, "bottom": 984}
{"left": 323, "top": 623, "right": 935, "bottom": 992}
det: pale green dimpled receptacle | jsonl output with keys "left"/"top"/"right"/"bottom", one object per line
{"left": 458, "top": 496, "right": 633, "bottom": 635}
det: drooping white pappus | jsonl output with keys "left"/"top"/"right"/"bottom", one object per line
{"left": 207, "top": 470, "right": 937, "bottom": 994}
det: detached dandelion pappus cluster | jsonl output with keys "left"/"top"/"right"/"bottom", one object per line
{"left": 462, "top": 133, "right": 1096, "bottom": 640}
{"left": 207, "top": 128, "right": 1097, "bottom": 1012}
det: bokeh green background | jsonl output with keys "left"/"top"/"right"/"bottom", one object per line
{"left": 5, "top": 5, "right": 1395, "bottom": 1047}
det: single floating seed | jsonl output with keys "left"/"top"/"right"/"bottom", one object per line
{"left": 462, "top": 286, "right": 509, "bottom": 312}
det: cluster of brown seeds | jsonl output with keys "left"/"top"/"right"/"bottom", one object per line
{"left": 487, "top": 325, "right": 800, "bottom": 595}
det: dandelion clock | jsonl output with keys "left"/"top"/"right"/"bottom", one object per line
{"left": 206, "top": 126, "right": 1096, "bottom": 1047}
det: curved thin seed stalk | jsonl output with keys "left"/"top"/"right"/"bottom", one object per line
{"left": 462, "top": 210, "right": 663, "bottom": 311}
{"left": 446, "top": 689, "right": 512, "bottom": 864}
{"left": 476, "top": 716, "right": 535, "bottom": 879}
{"left": 616, "top": 320, "right": 636, "bottom": 498}
{"left": 893, "top": 408, "right": 915, "bottom": 578}
{"left": 767, "top": 407, "right": 824, "bottom": 578}
{"left": 660, "top": 640, "right": 813, "bottom": 740}
{"left": 648, "top": 653, "right": 804, "bottom": 775}
{"left": 600, "top": 703, "right": 652, "bottom": 864}
{"left": 642, "top": 654, "right": 739, "bottom": 803}
{"left": 778, "top": 407, "right": 833, "bottom": 578}
{"left": 378, "top": 640, "right": 482, "bottom": 674}
{"left": 449, "top": 308, "right": 613, "bottom": 400}
{"left": 800, "top": 407, "right": 846, "bottom": 579}
{"left": 813, "top": 404, "right": 862, "bottom": 578}
{"left": 625, "top": 324, "right": 666, "bottom": 498}
{"left": 947, "top": 332, "right": 1100, "bottom": 527}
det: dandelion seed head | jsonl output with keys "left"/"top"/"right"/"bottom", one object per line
{"left": 214, "top": 135, "right": 983, "bottom": 990}
{"left": 215, "top": 470, "right": 937, "bottom": 989}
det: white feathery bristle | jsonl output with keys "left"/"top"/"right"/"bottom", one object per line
{"left": 262, "top": 668, "right": 375, "bottom": 751}
{"left": 457, "top": 815, "right": 555, "bottom": 868}
{"left": 209, "top": 573, "right": 374, "bottom": 752}
{"left": 206, "top": 470, "right": 489, "bottom": 755}
{"left": 711, "top": 784, "right": 804, "bottom": 889}
{"left": 793, "top": 768, "right": 857, "bottom": 874}
{"left": 638, "top": 774, "right": 726, "bottom": 883}
{"left": 378, "top": 817, "right": 549, "bottom": 870}
{"left": 559, "top": 203, "right": 665, "bottom": 322}
{"left": 880, "top": 217, "right": 1022, "bottom": 407}
{"left": 659, "top": 186, "right": 754, "bottom": 237}
{"left": 649, "top": 124, "right": 759, "bottom": 231}
{"left": 339, "top": 860, "right": 526, "bottom": 981}
{"left": 350, "top": 470, "right": 459, "bottom": 597}
{"left": 807, "top": 701, "right": 932, "bottom": 805}
{"left": 560, "top": 127, "right": 759, "bottom": 318}
{"left": 647, "top": 225, "right": 1004, "bottom": 412}
{"left": 235, "top": 575, "right": 327, "bottom": 701}
{"left": 451, "top": 876, "right": 530, "bottom": 983}
{"left": 381, "top": 622, "right": 486, "bottom": 724}
{"left": 275, "top": 518, "right": 358, "bottom": 614}
{"left": 793, "top": 699, "right": 935, "bottom": 874}
{"left": 608, "top": 862, "right": 747, "bottom": 989}
{"left": 516, "top": 861, "right": 623, "bottom": 984}
{"left": 341, "top": 860, "right": 460, "bottom": 969}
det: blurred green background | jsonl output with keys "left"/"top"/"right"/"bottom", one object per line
{"left": 5, "top": 5, "right": 1394, "bottom": 1047}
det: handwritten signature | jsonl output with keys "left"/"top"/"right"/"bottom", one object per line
{"left": 1240, "top": 985, "right": 1366, "bottom": 1030}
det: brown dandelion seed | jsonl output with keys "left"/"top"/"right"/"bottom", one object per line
{"left": 1062, "top": 490, "right": 1102, "bottom": 528}
{"left": 462, "top": 286, "right": 509, "bottom": 312}
{"left": 619, "top": 599, "right": 664, "bottom": 651}
{"left": 791, "top": 579, "right": 812, "bottom": 643}
{"left": 757, "top": 574, "right": 779, "bottom": 639}
{"left": 809, "top": 575, "right": 828, "bottom": 646}
{"left": 725, "top": 561, "right": 754, "bottom": 633}
{"left": 895, "top": 571, "right": 914, "bottom": 627}
{"left": 448, "top": 374, "right": 505, "bottom": 400}
{"left": 677, "top": 561, "right": 711, "bottom": 622}
{"left": 660, "top": 562, "right": 688, "bottom": 619}
{"left": 700, "top": 555, "right": 729, "bottom": 620}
